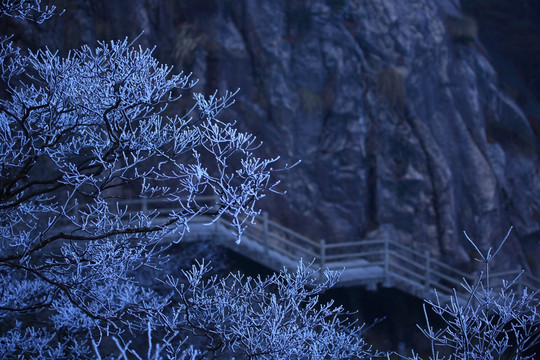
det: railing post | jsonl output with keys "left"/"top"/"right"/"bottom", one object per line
{"left": 424, "top": 250, "right": 431, "bottom": 294}
{"left": 74, "top": 201, "right": 80, "bottom": 223}
{"left": 142, "top": 197, "right": 148, "bottom": 213}
{"left": 263, "top": 212, "right": 269, "bottom": 256}
{"left": 384, "top": 238, "right": 390, "bottom": 285}
{"left": 320, "top": 239, "right": 326, "bottom": 268}
{"left": 213, "top": 216, "right": 219, "bottom": 237}
{"left": 516, "top": 268, "right": 524, "bottom": 297}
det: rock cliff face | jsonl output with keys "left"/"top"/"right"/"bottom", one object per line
{"left": 4, "top": 0, "right": 539, "bottom": 272}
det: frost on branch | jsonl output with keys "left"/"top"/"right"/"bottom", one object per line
{"left": 160, "top": 260, "right": 381, "bottom": 360}
{"left": 407, "top": 229, "right": 540, "bottom": 360}
{"left": 0, "top": 0, "right": 57, "bottom": 23}
{"left": 0, "top": 34, "right": 289, "bottom": 357}
{"left": 93, "top": 262, "right": 383, "bottom": 359}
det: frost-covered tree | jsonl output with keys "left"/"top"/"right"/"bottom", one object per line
{"left": 0, "top": 0, "right": 56, "bottom": 23}
{"left": 95, "top": 261, "right": 381, "bottom": 360}
{"left": 0, "top": 1, "right": 281, "bottom": 357}
{"left": 4, "top": 2, "right": 536, "bottom": 360}
{"left": 407, "top": 229, "right": 540, "bottom": 360}
{"left": 0, "top": 2, "right": 381, "bottom": 359}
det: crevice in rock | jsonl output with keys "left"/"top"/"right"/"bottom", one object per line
{"left": 403, "top": 109, "right": 446, "bottom": 258}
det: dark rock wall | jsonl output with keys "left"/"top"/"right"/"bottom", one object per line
{"left": 3, "top": 0, "right": 539, "bottom": 272}
{"left": 462, "top": 0, "right": 540, "bottom": 105}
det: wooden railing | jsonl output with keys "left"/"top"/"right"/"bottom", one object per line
{"left": 213, "top": 211, "right": 540, "bottom": 300}
{"left": 98, "top": 197, "right": 539, "bottom": 300}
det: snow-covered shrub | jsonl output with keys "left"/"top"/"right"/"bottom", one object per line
{"left": 97, "top": 261, "right": 382, "bottom": 360}
{"left": 407, "top": 229, "right": 539, "bottom": 360}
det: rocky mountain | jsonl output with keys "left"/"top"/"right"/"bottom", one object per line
{"left": 2, "top": 0, "right": 539, "bottom": 274}
{"left": 463, "top": 0, "right": 540, "bottom": 109}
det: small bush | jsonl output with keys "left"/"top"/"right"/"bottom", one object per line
{"left": 286, "top": 2, "right": 314, "bottom": 37}
{"left": 298, "top": 87, "right": 324, "bottom": 113}
{"left": 406, "top": 229, "right": 540, "bottom": 360}
{"left": 446, "top": 15, "right": 478, "bottom": 44}
{"left": 173, "top": 23, "right": 205, "bottom": 65}
{"left": 376, "top": 67, "right": 406, "bottom": 111}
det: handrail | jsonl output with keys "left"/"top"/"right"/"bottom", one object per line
{"left": 266, "top": 219, "right": 321, "bottom": 248}
{"left": 430, "top": 258, "right": 473, "bottom": 280}
{"left": 325, "top": 250, "right": 385, "bottom": 261}
{"left": 103, "top": 198, "right": 540, "bottom": 300}
{"left": 248, "top": 213, "right": 538, "bottom": 297}
{"left": 325, "top": 239, "right": 387, "bottom": 249}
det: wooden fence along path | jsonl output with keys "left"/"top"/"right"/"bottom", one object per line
{"left": 130, "top": 198, "right": 540, "bottom": 302}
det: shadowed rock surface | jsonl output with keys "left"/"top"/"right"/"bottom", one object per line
{"left": 2, "top": 0, "right": 539, "bottom": 274}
